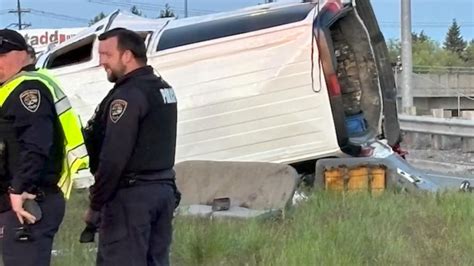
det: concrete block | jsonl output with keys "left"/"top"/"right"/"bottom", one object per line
{"left": 174, "top": 161, "right": 298, "bottom": 211}
{"left": 431, "top": 108, "right": 452, "bottom": 118}
{"left": 176, "top": 205, "right": 213, "bottom": 217}
{"left": 176, "top": 205, "right": 279, "bottom": 219}
{"left": 430, "top": 109, "right": 457, "bottom": 150}
{"left": 402, "top": 106, "right": 417, "bottom": 115}
{"left": 462, "top": 111, "right": 474, "bottom": 120}
{"left": 462, "top": 138, "right": 474, "bottom": 153}
{"left": 211, "top": 206, "right": 276, "bottom": 219}
{"left": 402, "top": 132, "right": 431, "bottom": 149}
{"left": 461, "top": 111, "right": 474, "bottom": 152}
{"left": 433, "top": 135, "right": 461, "bottom": 150}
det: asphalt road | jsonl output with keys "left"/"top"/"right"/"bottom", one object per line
{"left": 405, "top": 148, "right": 474, "bottom": 190}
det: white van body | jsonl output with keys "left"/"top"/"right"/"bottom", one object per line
{"left": 37, "top": 1, "right": 400, "bottom": 167}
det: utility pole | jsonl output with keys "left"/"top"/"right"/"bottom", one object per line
{"left": 17, "top": 0, "right": 21, "bottom": 29}
{"left": 401, "top": 0, "right": 413, "bottom": 114}
{"left": 8, "top": 0, "right": 30, "bottom": 30}
{"left": 184, "top": 0, "right": 188, "bottom": 18}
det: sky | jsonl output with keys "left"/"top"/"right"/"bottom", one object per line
{"left": 0, "top": 0, "right": 473, "bottom": 43}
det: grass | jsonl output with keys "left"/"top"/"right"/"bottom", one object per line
{"left": 52, "top": 189, "right": 474, "bottom": 266}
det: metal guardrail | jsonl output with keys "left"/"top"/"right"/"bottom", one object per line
{"left": 413, "top": 65, "right": 474, "bottom": 74}
{"left": 399, "top": 114, "right": 474, "bottom": 138}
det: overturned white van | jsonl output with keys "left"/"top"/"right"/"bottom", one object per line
{"left": 37, "top": 0, "right": 401, "bottom": 172}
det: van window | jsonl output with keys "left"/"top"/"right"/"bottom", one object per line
{"left": 156, "top": 4, "right": 314, "bottom": 51}
{"left": 46, "top": 35, "right": 95, "bottom": 69}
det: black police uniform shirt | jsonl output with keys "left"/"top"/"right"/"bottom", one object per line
{"left": 88, "top": 66, "right": 177, "bottom": 211}
{"left": 0, "top": 65, "right": 63, "bottom": 193}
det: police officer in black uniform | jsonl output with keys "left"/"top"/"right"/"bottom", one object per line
{"left": 83, "top": 28, "right": 179, "bottom": 266}
{"left": 0, "top": 29, "right": 66, "bottom": 266}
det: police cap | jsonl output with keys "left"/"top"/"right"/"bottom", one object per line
{"left": 0, "top": 29, "right": 28, "bottom": 54}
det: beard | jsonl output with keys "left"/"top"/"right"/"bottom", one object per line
{"left": 106, "top": 62, "right": 127, "bottom": 82}
{"left": 107, "top": 70, "right": 119, "bottom": 82}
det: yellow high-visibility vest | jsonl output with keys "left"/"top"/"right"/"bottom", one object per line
{"left": 0, "top": 69, "right": 89, "bottom": 199}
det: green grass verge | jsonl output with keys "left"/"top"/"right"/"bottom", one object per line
{"left": 52, "top": 190, "right": 474, "bottom": 266}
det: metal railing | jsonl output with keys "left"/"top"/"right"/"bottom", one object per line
{"left": 399, "top": 114, "right": 474, "bottom": 138}
{"left": 413, "top": 65, "right": 474, "bottom": 74}
{"left": 457, "top": 92, "right": 474, "bottom": 116}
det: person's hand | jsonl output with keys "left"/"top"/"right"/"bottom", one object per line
{"left": 83, "top": 207, "right": 101, "bottom": 227}
{"left": 9, "top": 192, "right": 37, "bottom": 224}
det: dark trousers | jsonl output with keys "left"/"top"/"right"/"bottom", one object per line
{"left": 1, "top": 192, "right": 65, "bottom": 266}
{"left": 97, "top": 183, "right": 175, "bottom": 266}
{"left": 0, "top": 210, "right": 8, "bottom": 261}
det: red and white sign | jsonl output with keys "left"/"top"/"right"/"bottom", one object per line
{"left": 19, "top": 28, "right": 86, "bottom": 53}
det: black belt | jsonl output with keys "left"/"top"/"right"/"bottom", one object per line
{"left": 36, "top": 186, "right": 60, "bottom": 195}
{"left": 118, "top": 178, "right": 174, "bottom": 189}
{"left": 0, "top": 193, "right": 10, "bottom": 213}
{"left": 0, "top": 185, "right": 60, "bottom": 213}
{"left": 119, "top": 169, "right": 175, "bottom": 188}
{"left": 30, "top": 185, "right": 61, "bottom": 202}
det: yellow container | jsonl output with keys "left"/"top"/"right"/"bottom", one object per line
{"left": 370, "top": 167, "right": 386, "bottom": 195}
{"left": 347, "top": 166, "right": 369, "bottom": 191}
{"left": 324, "top": 168, "right": 344, "bottom": 191}
{"left": 324, "top": 165, "right": 386, "bottom": 194}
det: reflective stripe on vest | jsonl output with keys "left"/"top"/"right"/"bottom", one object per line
{"left": 0, "top": 70, "right": 89, "bottom": 199}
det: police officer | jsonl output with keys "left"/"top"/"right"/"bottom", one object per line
{"left": 25, "top": 45, "right": 37, "bottom": 65}
{"left": 0, "top": 29, "right": 88, "bottom": 266}
{"left": 83, "top": 28, "right": 179, "bottom": 266}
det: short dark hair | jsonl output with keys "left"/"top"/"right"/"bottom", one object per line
{"left": 98, "top": 28, "right": 147, "bottom": 65}
{"left": 26, "top": 45, "right": 36, "bottom": 61}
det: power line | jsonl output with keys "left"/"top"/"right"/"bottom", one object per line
{"left": 379, "top": 21, "right": 474, "bottom": 28}
{"left": 28, "top": 8, "right": 89, "bottom": 23}
{"left": 87, "top": 0, "right": 217, "bottom": 15}
{"left": 129, "top": 1, "right": 217, "bottom": 13}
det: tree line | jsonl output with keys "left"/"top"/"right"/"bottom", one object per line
{"left": 89, "top": 4, "right": 175, "bottom": 26}
{"left": 388, "top": 19, "right": 474, "bottom": 68}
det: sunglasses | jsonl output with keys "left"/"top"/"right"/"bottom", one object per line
{"left": 0, "top": 36, "right": 24, "bottom": 49}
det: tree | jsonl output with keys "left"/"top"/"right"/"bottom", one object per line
{"left": 387, "top": 38, "right": 401, "bottom": 64}
{"left": 443, "top": 19, "right": 467, "bottom": 58}
{"left": 130, "top": 5, "right": 143, "bottom": 17}
{"left": 465, "top": 39, "right": 474, "bottom": 67}
{"left": 159, "top": 4, "right": 175, "bottom": 18}
{"left": 387, "top": 31, "right": 429, "bottom": 65}
{"left": 89, "top": 12, "right": 106, "bottom": 26}
{"left": 387, "top": 33, "right": 466, "bottom": 69}
{"left": 412, "top": 30, "right": 428, "bottom": 43}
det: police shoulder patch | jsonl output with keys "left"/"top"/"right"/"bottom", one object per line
{"left": 109, "top": 99, "right": 127, "bottom": 123}
{"left": 19, "top": 89, "right": 41, "bottom": 113}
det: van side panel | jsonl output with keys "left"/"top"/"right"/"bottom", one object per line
{"left": 151, "top": 19, "right": 342, "bottom": 164}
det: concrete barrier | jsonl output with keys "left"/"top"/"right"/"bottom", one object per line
{"left": 461, "top": 111, "right": 474, "bottom": 152}
{"left": 174, "top": 161, "right": 299, "bottom": 218}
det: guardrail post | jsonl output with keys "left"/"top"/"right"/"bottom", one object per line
{"left": 461, "top": 111, "right": 474, "bottom": 153}
{"left": 431, "top": 109, "right": 458, "bottom": 150}
{"left": 401, "top": 110, "right": 430, "bottom": 149}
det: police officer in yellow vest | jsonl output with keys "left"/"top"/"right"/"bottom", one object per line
{"left": 0, "top": 29, "right": 88, "bottom": 266}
